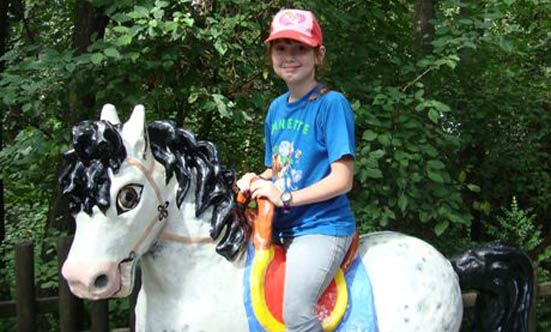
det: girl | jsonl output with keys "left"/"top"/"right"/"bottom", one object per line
{"left": 237, "top": 8, "right": 356, "bottom": 332}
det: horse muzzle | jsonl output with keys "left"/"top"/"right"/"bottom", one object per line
{"left": 62, "top": 260, "right": 126, "bottom": 300}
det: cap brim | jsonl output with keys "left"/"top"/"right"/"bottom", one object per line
{"left": 264, "top": 31, "right": 320, "bottom": 47}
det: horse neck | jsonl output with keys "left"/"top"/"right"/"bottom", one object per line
{"left": 140, "top": 192, "right": 246, "bottom": 300}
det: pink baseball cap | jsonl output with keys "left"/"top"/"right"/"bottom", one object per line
{"left": 264, "top": 9, "right": 323, "bottom": 47}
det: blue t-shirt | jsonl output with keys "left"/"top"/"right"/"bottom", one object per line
{"left": 264, "top": 85, "right": 356, "bottom": 238}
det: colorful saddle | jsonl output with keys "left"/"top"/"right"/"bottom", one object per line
{"left": 238, "top": 196, "right": 378, "bottom": 332}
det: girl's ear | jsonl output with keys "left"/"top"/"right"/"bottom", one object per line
{"left": 315, "top": 45, "right": 326, "bottom": 65}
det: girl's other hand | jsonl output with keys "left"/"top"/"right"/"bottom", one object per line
{"left": 236, "top": 172, "right": 258, "bottom": 193}
{"left": 250, "top": 180, "right": 283, "bottom": 207}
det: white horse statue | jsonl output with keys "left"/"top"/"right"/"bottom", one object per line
{"left": 59, "top": 105, "right": 533, "bottom": 332}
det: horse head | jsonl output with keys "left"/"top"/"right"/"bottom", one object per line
{"left": 59, "top": 105, "right": 249, "bottom": 300}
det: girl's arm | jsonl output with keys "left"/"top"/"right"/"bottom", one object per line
{"left": 250, "top": 156, "right": 354, "bottom": 207}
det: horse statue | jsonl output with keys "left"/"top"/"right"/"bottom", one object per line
{"left": 59, "top": 105, "right": 534, "bottom": 332}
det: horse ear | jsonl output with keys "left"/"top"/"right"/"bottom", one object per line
{"left": 100, "top": 104, "right": 121, "bottom": 125}
{"left": 122, "top": 105, "right": 149, "bottom": 159}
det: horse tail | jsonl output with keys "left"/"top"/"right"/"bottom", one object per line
{"left": 449, "top": 242, "right": 534, "bottom": 332}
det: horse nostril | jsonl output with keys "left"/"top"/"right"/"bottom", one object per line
{"left": 94, "top": 274, "right": 109, "bottom": 289}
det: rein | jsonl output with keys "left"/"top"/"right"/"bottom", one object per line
{"left": 124, "top": 157, "right": 213, "bottom": 261}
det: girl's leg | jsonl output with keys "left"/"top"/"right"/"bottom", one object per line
{"left": 282, "top": 234, "right": 353, "bottom": 332}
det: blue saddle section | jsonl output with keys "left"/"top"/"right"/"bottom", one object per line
{"left": 242, "top": 244, "right": 378, "bottom": 332}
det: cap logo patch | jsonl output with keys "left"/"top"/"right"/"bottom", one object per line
{"left": 279, "top": 11, "right": 306, "bottom": 26}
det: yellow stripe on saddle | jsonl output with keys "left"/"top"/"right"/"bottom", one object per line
{"left": 250, "top": 247, "right": 348, "bottom": 332}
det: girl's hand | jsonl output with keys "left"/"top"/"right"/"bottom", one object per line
{"left": 236, "top": 172, "right": 258, "bottom": 193}
{"left": 250, "top": 180, "right": 283, "bottom": 207}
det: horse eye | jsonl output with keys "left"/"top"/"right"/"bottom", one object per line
{"left": 116, "top": 184, "right": 143, "bottom": 215}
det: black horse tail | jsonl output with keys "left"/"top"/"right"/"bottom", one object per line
{"left": 449, "top": 242, "right": 534, "bottom": 332}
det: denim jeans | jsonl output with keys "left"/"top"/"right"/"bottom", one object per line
{"left": 280, "top": 234, "right": 353, "bottom": 332}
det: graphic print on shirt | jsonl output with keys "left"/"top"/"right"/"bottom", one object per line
{"left": 272, "top": 140, "right": 303, "bottom": 191}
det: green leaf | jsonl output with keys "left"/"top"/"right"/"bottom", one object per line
{"left": 152, "top": 9, "right": 165, "bottom": 20}
{"left": 463, "top": 41, "right": 477, "bottom": 50}
{"left": 398, "top": 194, "right": 408, "bottom": 212}
{"left": 377, "top": 134, "right": 391, "bottom": 146}
{"left": 458, "top": 18, "right": 473, "bottom": 25}
{"left": 372, "top": 93, "right": 386, "bottom": 105}
{"left": 500, "top": 37, "right": 514, "bottom": 53}
{"left": 113, "top": 26, "right": 130, "bottom": 33}
{"left": 427, "top": 159, "right": 446, "bottom": 170}
{"left": 369, "top": 149, "right": 385, "bottom": 159}
{"left": 427, "top": 169, "right": 445, "bottom": 183}
{"left": 432, "top": 101, "right": 451, "bottom": 113}
{"left": 428, "top": 109, "right": 439, "bottom": 123}
{"left": 351, "top": 100, "right": 361, "bottom": 111}
{"left": 362, "top": 130, "right": 378, "bottom": 141}
{"left": 129, "top": 52, "right": 140, "bottom": 62}
{"left": 116, "top": 35, "right": 133, "bottom": 46}
{"left": 65, "top": 63, "right": 76, "bottom": 72}
{"left": 364, "top": 168, "right": 383, "bottom": 179}
{"left": 458, "top": 171, "right": 467, "bottom": 183}
{"left": 212, "top": 94, "right": 230, "bottom": 117}
{"left": 419, "top": 211, "right": 430, "bottom": 223}
{"left": 214, "top": 40, "right": 228, "bottom": 56}
{"left": 467, "top": 184, "right": 481, "bottom": 192}
{"left": 104, "top": 47, "right": 121, "bottom": 58}
{"left": 132, "top": 6, "right": 150, "bottom": 18}
{"left": 434, "top": 220, "right": 449, "bottom": 236}
{"left": 415, "top": 102, "right": 428, "bottom": 112}
{"left": 22, "top": 103, "right": 33, "bottom": 113}
{"left": 181, "top": 17, "right": 194, "bottom": 27}
{"left": 155, "top": 0, "right": 169, "bottom": 8}
{"left": 421, "top": 145, "right": 439, "bottom": 157}
{"left": 91, "top": 53, "right": 104, "bottom": 65}
{"left": 188, "top": 93, "right": 198, "bottom": 104}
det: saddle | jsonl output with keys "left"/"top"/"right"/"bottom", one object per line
{"left": 237, "top": 193, "right": 360, "bottom": 331}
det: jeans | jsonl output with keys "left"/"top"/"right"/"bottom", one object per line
{"left": 280, "top": 234, "right": 353, "bottom": 332}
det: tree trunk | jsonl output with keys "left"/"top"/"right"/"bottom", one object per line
{"left": 72, "top": 1, "right": 109, "bottom": 56}
{"left": 69, "top": 0, "right": 109, "bottom": 122}
{"left": 0, "top": 123, "right": 4, "bottom": 248}
{"left": 0, "top": 0, "right": 9, "bottom": 67}
{"left": 0, "top": 0, "right": 9, "bottom": 300}
{"left": 413, "top": 0, "right": 436, "bottom": 54}
{"left": 0, "top": 0, "right": 9, "bottom": 247}
{"left": 49, "top": 1, "right": 109, "bottom": 234}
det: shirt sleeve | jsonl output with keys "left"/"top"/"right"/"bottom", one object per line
{"left": 319, "top": 93, "right": 356, "bottom": 163}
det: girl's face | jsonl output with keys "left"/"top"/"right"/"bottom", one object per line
{"left": 270, "top": 39, "right": 325, "bottom": 87}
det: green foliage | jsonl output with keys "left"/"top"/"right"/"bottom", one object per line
{"left": 486, "top": 196, "right": 541, "bottom": 252}
{"left": 1, "top": 0, "right": 551, "bottom": 328}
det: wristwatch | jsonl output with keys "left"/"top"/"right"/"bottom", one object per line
{"left": 280, "top": 191, "right": 293, "bottom": 213}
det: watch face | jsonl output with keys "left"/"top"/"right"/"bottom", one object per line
{"left": 281, "top": 192, "right": 291, "bottom": 204}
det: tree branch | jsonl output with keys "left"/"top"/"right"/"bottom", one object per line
{"left": 401, "top": 66, "right": 433, "bottom": 92}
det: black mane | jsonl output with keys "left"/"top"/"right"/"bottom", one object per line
{"left": 59, "top": 120, "right": 126, "bottom": 215}
{"left": 59, "top": 120, "right": 250, "bottom": 261}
